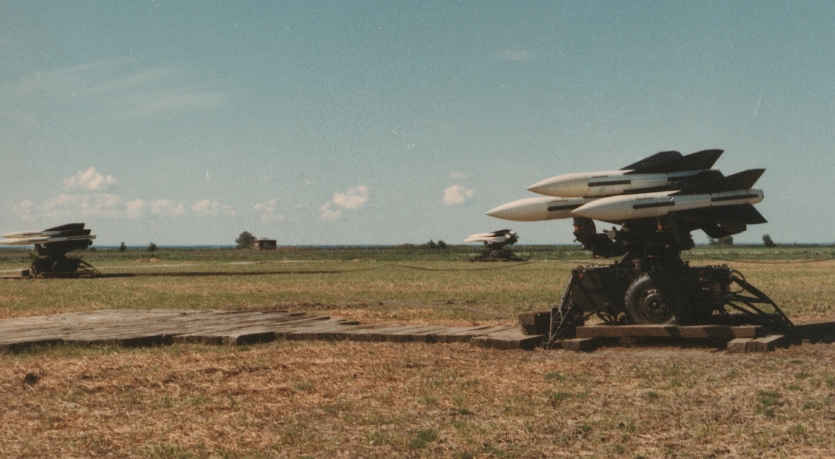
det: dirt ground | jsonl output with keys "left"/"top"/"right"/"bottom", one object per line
{"left": 2, "top": 339, "right": 834, "bottom": 458}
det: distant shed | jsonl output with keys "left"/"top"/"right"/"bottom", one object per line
{"left": 252, "top": 239, "right": 277, "bottom": 250}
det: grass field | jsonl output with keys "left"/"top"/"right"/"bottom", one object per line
{"left": 1, "top": 245, "right": 834, "bottom": 458}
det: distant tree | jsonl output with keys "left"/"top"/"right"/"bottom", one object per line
{"left": 236, "top": 231, "right": 255, "bottom": 249}
{"left": 148, "top": 242, "right": 158, "bottom": 252}
{"left": 763, "top": 234, "right": 776, "bottom": 248}
{"left": 437, "top": 240, "right": 447, "bottom": 249}
{"left": 426, "top": 240, "right": 437, "bottom": 249}
{"left": 719, "top": 236, "right": 734, "bottom": 246}
{"left": 119, "top": 242, "right": 127, "bottom": 252}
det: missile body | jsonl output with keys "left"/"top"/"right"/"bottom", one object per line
{"left": 486, "top": 196, "right": 594, "bottom": 222}
{"left": 527, "top": 170, "right": 703, "bottom": 198}
{"left": 0, "top": 234, "right": 97, "bottom": 246}
{"left": 464, "top": 229, "right": 518, "bottom": 245}
{"left": 526, "top": 149, "right": 724, "bottom": 198}
{"left": 573, "top": 189, "right": 764, "bottom": 222}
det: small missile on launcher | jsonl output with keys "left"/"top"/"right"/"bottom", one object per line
{"left": 464, "top": 229, "right": 521, "bottom": 261}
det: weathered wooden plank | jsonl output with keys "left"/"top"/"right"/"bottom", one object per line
{"left": 518, "top": 311, "right": 550, "bottom": 335}
{"left": 188, "top": 315, "right": 330, "bottom": 338}
{"left": 725, "top": 336, "right": 783, "bottom": 353}
{"left": 726, "top": 338, "right": 751, "bottom": 353}
{"left": 576, "top": 324, "right": 761, "bottom": 340}
{"left": 751, "top": 335, "right": 787, "bottom": 352}
{"left": 576, "top": 325, "right": 677, "bottom": 338}
{"left": 470, "top": 328, "right": 543, "bottom": 351}
{"left": 729, "top": 326, "right": 760, "bottom": 339}
{"left": 342, "top": 325, "right": 420, "bottom": 342}
{"left": 8, "top": 309, "right": 796, "bottom": 352}
{"left": 427, "top": 325, "right": 506, "bottom": 343}
{"left": 383, "top": 326, "right": 449, "bottom": 343}
{"left": 284, "top": 322, "right": 370, "bottom": 341}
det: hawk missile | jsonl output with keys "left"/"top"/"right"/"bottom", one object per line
{"left": 571, "top": 168, "right": 767, "bottom": 234}
{"left": 485, "top": 196, "right": 595, "bottom": 222}
{"left": 0, "top": 223, "right": 95, "bottom": 249}
{"left": 527, "top": 149, "right": 723, "bottom": 197}
{"left": 464, "top": 229, "right": 518, "bottom": 245}
{"left": 573, "top": 188, "right": 764, "bottom": 222}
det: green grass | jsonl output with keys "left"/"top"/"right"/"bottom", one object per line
{"left": 1, "top": 244, "right": 834, "bottom": 322}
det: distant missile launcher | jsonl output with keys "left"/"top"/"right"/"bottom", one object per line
{"left": 1, "top": 223, "right": 99, "bottom": 277}
{"left": 486, "top": 149, "right": 795, "bottom": 345}
{"left": 464, "top": 229, "right": 521, "bottom": 261}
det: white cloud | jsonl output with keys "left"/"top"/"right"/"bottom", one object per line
{"left": 254, "top": 199, "right": 284, "bottom": 223}
{"left": 151, "top": 199, "right": 185, "bottom": 217}
{"left": 450, "top": 172, "right": 468, "bottom": 180}
{"left": 125, "top": 199, "right": 147, "bottom": 219}
{"left": 443, "top": 185, "right": 474, "bottom": 205}
{"left": 320, "top": 202, "right": 342, "bottom": 222}
{"left": 64, "top": 167, "right": 119, "bottom": 191}
{"left": 320, "top": 186, "right": 369, "bottom": 221}
{"left": 40, "top": 193, "right": 123, "bottom": 219}
{"left": 499, "top": 49, "right": 534, "bottom": 63}
{"left": 332, "top": 186, "right": 369, "bottom": 210}
{"left": 191, "top": 200, "right": 236, "bottom": 218}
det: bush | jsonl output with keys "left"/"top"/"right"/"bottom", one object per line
{"left": 236, "top": 231, "right": 255, "bottom": 249}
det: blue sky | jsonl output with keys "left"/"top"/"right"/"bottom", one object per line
{"left": 2, "top": 1, "right": 833, "bottom": 246}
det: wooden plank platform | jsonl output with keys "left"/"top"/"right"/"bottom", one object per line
{"left": 0, "top": 310, "right": 541, "bottom": 352}
{"left": 576, "top": 324, "right": 761, "bottom": 340}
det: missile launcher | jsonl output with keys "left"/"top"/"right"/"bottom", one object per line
{"left": 486, "top": 150, "right": 796, "bottom": 345}
{"left": 1, "top": 223, "right": 99, "bottom": 277}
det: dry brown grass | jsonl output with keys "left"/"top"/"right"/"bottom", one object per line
{"left": 2, "top": 253, "right": 835, "bottom": 457}
{"left": 3, "top": 340, "right": 835, "bottom": 458}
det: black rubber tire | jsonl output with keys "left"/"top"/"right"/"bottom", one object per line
{"left": 623, "top": 273, "right": 685, "bottom": 325}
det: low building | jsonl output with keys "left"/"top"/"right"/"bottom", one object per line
{"left": 252, "top": 239, "right": 277, "bottom": 250}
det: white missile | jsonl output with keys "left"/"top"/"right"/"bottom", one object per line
{"left": 0, "top": 234, "right": 97, "bottom": 246}
{"left": 1, "top": 223, "right": 95, "bottom": 247}
{"left": 464, "top": 229, "right": 518, "bottom": 245}
{"left": 486, "top": 196, "right": 594, "bottom": 222}
{"left": 573, "top": 189, "right": 764, "bottom": 222}
{"left": 527, "top": 169, "right": 705, "bottom": 198}
{"left": 527, "top": 149, "right": 723, "bottom": 198}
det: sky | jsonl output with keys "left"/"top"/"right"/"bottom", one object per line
{"left": 1, "top": 1, "right": 833, "bottom": 246}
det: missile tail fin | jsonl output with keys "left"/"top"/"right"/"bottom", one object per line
{"left": 44, "top": 223, "right": 86, "bottom": 232}
{"left": 708, "top": 204, "right": 768, "bottom": 224}
{"left": 675, "top": 204, "right": 767, "bottom": 239}
{"left": 710, "top": 169, "right": 765, "bottom": 192}
{"left": 676, "top": 149, "right": 723, "bottom": 171}
{"left": 674, "top": 169, "right": 764, "bottom": 194}
{"left": 622, "top": 151, "right": 681, "bottom": 172}
{"left": 624, "top": 149, "right": 723, "bottom": 174}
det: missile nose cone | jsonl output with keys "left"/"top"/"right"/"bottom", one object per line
{"left": 486, "top": 201, "right": 523, "bottom": 221}
{"left": 526, "top": 177, "right": 559, "bottom": 195}
{"left": 527, "top": 173, "right": 590, "bottom": 197}
{"left": 486, "top": 198, "right": 548, "bottom": 221}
